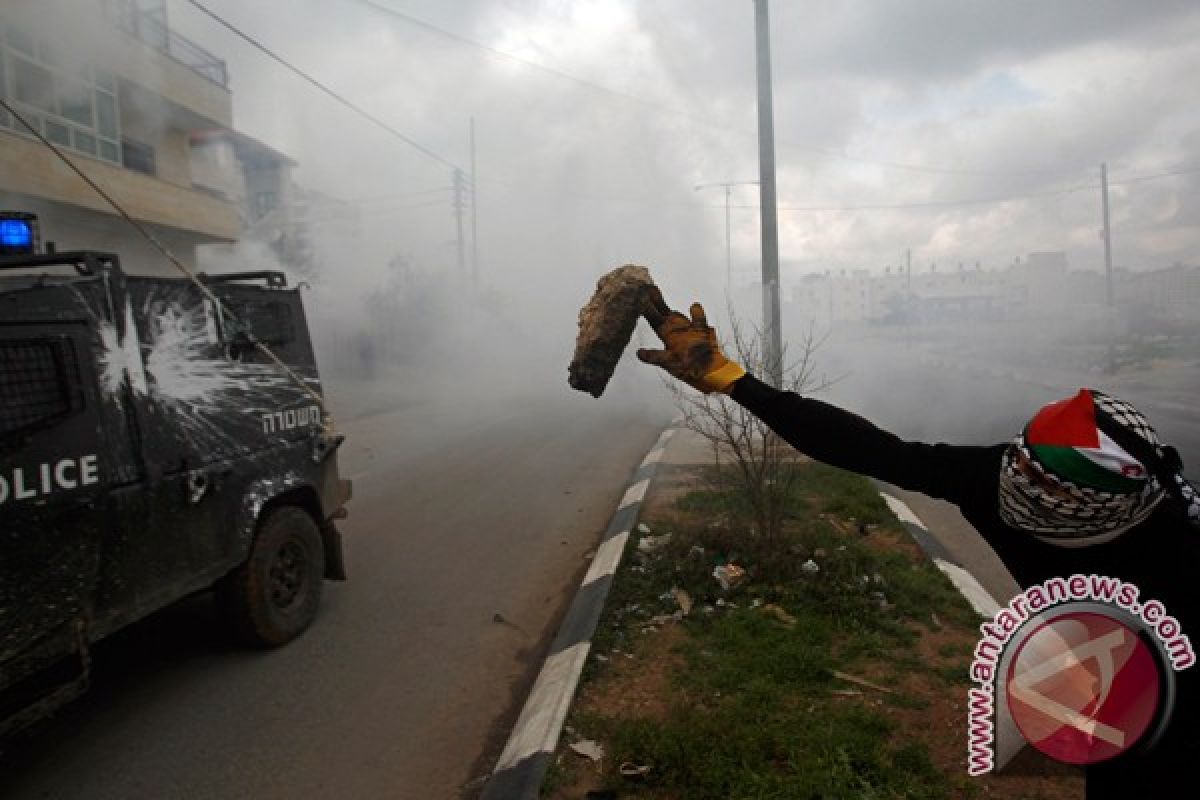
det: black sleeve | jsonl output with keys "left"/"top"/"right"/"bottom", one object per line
{"left": 729, "top": 373, "right": 996, "bottom": 507}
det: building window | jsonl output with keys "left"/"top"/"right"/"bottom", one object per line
{"left": 12, "top": 56, "right": 54, "bottom": 112}
{"left": 252, "top": 191, "right": 278, "bottom": 219}
{"left": 5, "top": 27, "right": 36, "bottom": 60}
{"left": 44, "top": 118, "right": 69, "bottom": 146}
{"left": 121, "top": 138, "right": 156, "bottom": 175}
{"left": 0, "top": 22, "right": 122, "bottom": 166}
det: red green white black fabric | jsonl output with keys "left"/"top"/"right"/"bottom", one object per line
{"left": 997, "top": 389, "right": 1198, "bottom": 543}
{"left": 1026, "top": 389, "right": 1150, "bottom": 492}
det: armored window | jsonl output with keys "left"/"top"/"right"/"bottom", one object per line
{"left": 232, "top": 301, "right": 294, "bottom": 346}
{"left": 0, "top": 339, "right": 79, "bottom": 438}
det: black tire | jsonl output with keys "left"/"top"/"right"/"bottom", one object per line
{"left": 216, "top": 505, "right": 325, "bottom": 647}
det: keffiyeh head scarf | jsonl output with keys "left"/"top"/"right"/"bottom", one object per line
{"left": 998, "top": 388, "right": 1200, "bottom": 545}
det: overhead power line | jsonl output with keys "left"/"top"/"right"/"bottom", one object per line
{"left": 422, "top": 160, "right": 1194, "bottom": 220}
{"left": 722, "top": 165, "right": 1200, "bottom": 213}
{"left": 352, "top": 0, "right": 1078, "bottom": 179}
{"left": 759, "top": 181, "right": 1099, "bottom": 213}
{"left": 184, "top": 0, "right": 464, "bottom": 173}
{"left": 784, "top": 147, "right": 1077, "bottom": 178}
{"left": 353, "top": 0, "right": 671, "bottom": 116}
{"left": 1108, "top": 164, "right": 1200, "bottom": 187}
{"left": 326, "top": 162, "right": 1198, "bottom": 220}
{"left": 305, "top": 186, "right": 455, "bottom": 207}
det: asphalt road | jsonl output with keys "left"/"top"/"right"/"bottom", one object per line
{"left": 3, "top": 336, "right": 1192, "bottom": 797}
{"left": 1, "top": 372, "right": 671, "bottom": 799}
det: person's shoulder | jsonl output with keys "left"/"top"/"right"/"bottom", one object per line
{"left": 1131, "top": 503, "right": 1199, "bottom": 543}
{"left": 922, "top": 441, "right": 1007, "bottom": 511}
{"left": 933, "top": 441, "right": 1007, "bottom": 480}
{"left": 1097, "top": 506, "right": 1200, "bottom": 583}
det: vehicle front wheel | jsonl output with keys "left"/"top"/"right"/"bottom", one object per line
{"left": 216, "top": 505, "right": 325, "bottom": 647}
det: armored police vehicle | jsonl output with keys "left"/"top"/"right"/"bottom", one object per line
{"left": 0, "top": 212, "right": 350, "bottom": 736}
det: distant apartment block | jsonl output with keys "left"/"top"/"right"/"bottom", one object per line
{"left": 786, "top": 252, "right": 1200, "bottom": 327}
{"left": 0, "top": 0, "right": 293, "bottom": 276}
{"left": 1121, "top": 263, "right": 1200, "bottom": 322}
{"left": 790, "top": 262, "right": 1020, "bottom": 325}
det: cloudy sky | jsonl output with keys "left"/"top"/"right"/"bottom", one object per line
{"left": 169, "top": 0, "right": 1200, "bottom": 305}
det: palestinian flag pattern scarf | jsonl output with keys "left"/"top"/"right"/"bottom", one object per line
{"left": 998, "top": 389, "right": 1200, "bottom": 544}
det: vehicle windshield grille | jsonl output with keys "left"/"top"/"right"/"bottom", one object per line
{"left": 0, "top": 340, "right": 72, "bottom": 436}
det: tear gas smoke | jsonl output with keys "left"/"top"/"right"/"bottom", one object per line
{"left": 6, "top": 0, "right": 1199, "bottom": 457}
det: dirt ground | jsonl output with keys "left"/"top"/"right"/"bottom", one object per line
{"left": 545, "top": 461, "right": 1085, "bottom": 800}
{"left": 548, "top": 616, "right": 1082, "bottom": 799}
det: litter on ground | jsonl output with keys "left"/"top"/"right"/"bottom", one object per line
{"left": 570, "top": 739, "right": 606, "bottom": 762}
{"left": 712, "top": 563, "right": 746, "bottom": 590}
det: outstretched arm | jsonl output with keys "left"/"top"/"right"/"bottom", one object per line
{"left": 635, "top": 287, "right": 994, "bottom": 506}
{"left": 729, "top": 373, "right": 991, "bottom": 506}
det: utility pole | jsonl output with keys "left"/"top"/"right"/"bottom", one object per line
{"left": 694, "top": 180, "right": 758, "bottom": 290}
{"left": 724, "top": 184, "right": 731, "bottom": 287}
{"left": 470, "top": 117, "right": 479, "bottom": 284}
{"left": 905, "top": 248, "right": 913, "bottom": 338}
{"left": 753, "top": 0, "right": 783, "bottom": 387}
{"left": 1101, "top": 162, "right": 1115, "bottom": 372}
{"left": 452, "top": 167, "right": 466, "bottom": 278}
{"left": 905, "top": 248, "right": 913, "bottom": 348}
{"left": 827, "top": 271, "right": 833, "bottom": 325}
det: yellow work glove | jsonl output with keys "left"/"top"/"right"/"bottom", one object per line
{"left": 637, "top": 286, "right": 746, "bottom": 394}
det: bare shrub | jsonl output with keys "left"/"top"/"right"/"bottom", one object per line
{"left": 667, "top": 307, "right": 835, "bottom": 547}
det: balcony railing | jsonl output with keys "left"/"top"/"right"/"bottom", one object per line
{"left": 104, "top": 1, "right": 229, "bottom": 88}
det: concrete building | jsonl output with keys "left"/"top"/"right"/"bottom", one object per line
{"left": 289, "top": 187, "right": 363, "bottom": 276}
{"left": 785, "top": 246, "right": 1200, "bottom": 333}
{"left": 790, "top": 263, "right": 1016, "bottom": 325}
{"left": 0, "top": 0, "right": 291, "bottom": 276}
{"left": 1121, "top": 263, "right": 1200, "bottom": 323}
{"left": 1009, "top": 251, "right": 1070, "bottom": 314}
{"left": 190, "top": 128, "right": 307, "bottom": 273}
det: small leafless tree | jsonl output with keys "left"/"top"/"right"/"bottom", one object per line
{"left": 668, "top": 309, "right": 835, "bottom": 546}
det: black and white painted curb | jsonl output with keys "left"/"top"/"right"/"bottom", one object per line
{"left": 876, "top": 488, "right": 1002, "bottom": 619}
{"left": 877, "top": 487, "right": 1034, "bottom": 770}
{"left": 479, "top": 423, "right": 679, "bottom": 800}
{"left": 479, "top": 433, "right": 1003, "bottom": 798}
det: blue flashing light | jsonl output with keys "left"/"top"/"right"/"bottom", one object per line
{"left": 0, "top": 214, "right": 37, "bottom": 255}
{"left": 0, "top": 219, "right": 32, "bottom": 248}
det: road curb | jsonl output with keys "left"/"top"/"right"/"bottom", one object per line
{"left": 875, "top": 487, "right": 1001, "bottom": 618}
{"left": 480, "top": 437, "right": 1000, "bottom": 798}
{"left": 874, "top": 487, "right": 1036, "bottom": 771}
{"left": 479, "top": 422, "right": 679, "bottom": 800}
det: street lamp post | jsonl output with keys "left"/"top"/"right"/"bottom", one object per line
{"left": 694, "top": 180, "right": 759, "bottom": 290}
{"left": 753, "top": 0, "right": 783, "bottom": 387}
{"left": 1101, "top": 162, "right": 1116, "bottom": 373}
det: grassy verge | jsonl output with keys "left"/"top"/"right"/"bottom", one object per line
{"left": 543, "top": 461, "right": 1081, "bottom": 799}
